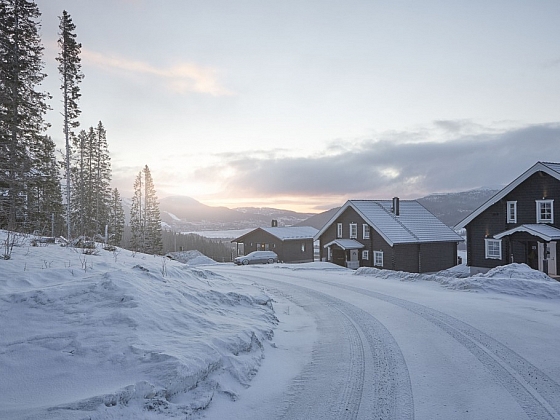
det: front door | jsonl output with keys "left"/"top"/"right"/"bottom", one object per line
{"left": 331, "top": 248, "right": 346, "bottom": 267}
{"left": 538, "top": 241, "right": 557, "bottom": 275}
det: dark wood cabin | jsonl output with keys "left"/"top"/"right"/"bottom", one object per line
{"left": 456, "top": 162, "right": 560, "bottom": 275}
{"left": 315, "top": 198, "right": 463, "bottom": 272}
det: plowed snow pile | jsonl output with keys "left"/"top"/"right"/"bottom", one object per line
{"left": 0, "top": 231, "right": 276, "bottom": 419}
{"left": 356, "top": 263, "right": 560, "bottom": 299}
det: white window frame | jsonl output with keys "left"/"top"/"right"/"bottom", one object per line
{"left": 362, "top": 250, "right": 369, "bottom": 260}
{"left": 536, "top": 200, "right": 554, "bottom": 224}
{"left": 373, "top": 251, "right": 383, "bottom": 267}
{"left": 337, "top": 223, "right": 343, "bottom": 238}
{"left": 485, "top": 238, "right": 502, "bottom": 260}
{"left": 363, "top": 224, "right": 370, "bottom": 239}
{"left": 349, "top": 223, "right": 358, "bottom": 239}
{"left": 506, "top": 201, "right": 517, "bottom": 223}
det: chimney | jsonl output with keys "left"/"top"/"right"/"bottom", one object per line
{"left": 271, "top": 219, "right": 278, "bottom": 227}
{"left": 392, "top": 197, "right": 400, "bottom": 216}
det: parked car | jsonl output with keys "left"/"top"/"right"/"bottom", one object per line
{"left": 234, "top": 251, "right": 278, "bottom": 265}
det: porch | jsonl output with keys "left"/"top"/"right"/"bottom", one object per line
{"left": 323, "top": 239, "right": 364, "bottom": 270}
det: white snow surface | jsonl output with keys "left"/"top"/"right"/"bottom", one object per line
{"left": 0, "top": 231, "right": 276, "bottom": 419}
{"left": 165, "top": 250, "right": 216, "bottom": 266}
{"left": 2, "top": 229, "right": 560, "bottom": 419}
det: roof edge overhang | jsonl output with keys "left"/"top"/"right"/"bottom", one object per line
{"left": 494, "top": 224, "right": 560, "bottom": 242}
{"left": 455, "top": 162, "right": 560, "bottom": 230}
{"left": 313, "top": 200, "right": 396, "bottom": 246}
{"left": 323, "top": 239, "right": 365, "bottom": 250}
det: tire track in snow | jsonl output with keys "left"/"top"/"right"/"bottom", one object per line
{"left": 241, "top": 274, "right": 414, "bottom": 420}
{"left": 291, "top": 274, "right": 560, "bottom": 420}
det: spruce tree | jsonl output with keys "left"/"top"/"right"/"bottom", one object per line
{"left": 108, "top": 187, "right": 124, "bottom": 246}
{"left": 130, "top": 170, "right": 143, "bottom": 252}
{"left": 27, "top": 135, "right": 64, "bottom": 235}
{"left": 57, "top": 9, "right": 83, "bottom": 240}
{"left": 142, "top": 165, "right": 163, "bottom": 254}
{"left": 129, "top": 166, "right": 162, "bottom": 254}
{"left": 0, "top": 0, "right": 50, "bottom": 231}
{"left": 93, "top": 121, "right": 111, "bottom": 235}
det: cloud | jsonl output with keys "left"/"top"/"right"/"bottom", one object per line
{"left": 81, "top": 48, "right": 233, "bottom": 96}
{"left": 194, "top": 122, "right": 560, "bottom": 201}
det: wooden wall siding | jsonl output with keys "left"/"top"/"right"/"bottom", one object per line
{"left": 369, "top": 226, "right": 392, "bottom": 269}
{"left": 393, "top": 244, "right": 419, "bottom": 272}
{"left": 419, "top": 242, "right": 457, "bottom": 272}
{"left": 239, "top": 230, "right": 314, "bottom": 263}
{"left": 282, "top": 240, "right": 315, "bottom": 263}
{"left": 467, "top": 171, "right": 560, "bottom": 269}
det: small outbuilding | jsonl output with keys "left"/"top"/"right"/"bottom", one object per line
{"left": 232, "top": 226, "right": 318, "bottom": 263}
{"left": 315, "top": 198, "right": 463, "bottom": 272}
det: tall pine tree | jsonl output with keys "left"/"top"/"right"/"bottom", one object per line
{"left": 108, "top": 187, "right": 124, "bottom": 246}
{"left": 130, "top": 165, "right": 162, "bottom": 254}
{"left": 0, "top": 0, "right": 51, "bottom": 231}
{"left": 57, "top": 9, "right": 83, "bottom": 240}
{"left": 70, "top": 122, "right": 112, "bottom": 239}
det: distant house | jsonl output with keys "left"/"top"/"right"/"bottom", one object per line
{"left": 232, "top": 225, "right": 318, "bottom": 263}
{"left": 456, "top": 162, "right": 560, "bottom": 275}
{"left": 315, "top": 198, "right": 463, "bottom": 272}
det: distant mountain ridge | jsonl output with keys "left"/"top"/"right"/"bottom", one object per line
{"left": 295, "top": 187, "right": 501, "bottom": 230}
{"left": 123, "top": 188, "right": 500, "bottom": 232}
{"left": 156, "top": 196, "right": 314, "bottom": 231}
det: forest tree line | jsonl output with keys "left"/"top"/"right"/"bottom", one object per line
{"left": 1, "top": 1, "right": 229, "bottom": 260}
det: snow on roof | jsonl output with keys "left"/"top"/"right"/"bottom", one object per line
{"left": 456, "top": 161, "right": 560, "bottom": 229}
{"left": 260, "top": 226, "right": 318, "bottom": 240}
{"left": 315, "top": 200, "right": 463, "bottom": 246}
{"left": 494, "top": 224, "right": 560, "bottom": 241}
{"left": 233, "top": 226, "right": 318, "bottom": 242}
{"left": 323, "top": 239, "right": 365, "bottom": 250}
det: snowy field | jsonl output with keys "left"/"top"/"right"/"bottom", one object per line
{"left": 1, "top": 229, "right": 560, "bottom": 419}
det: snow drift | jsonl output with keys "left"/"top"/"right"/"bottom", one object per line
{"left": 0, "top": 231, "right": 276, "bottom": 419}
{"left": 355, "top": 263, "right": 560, "bottom": 298}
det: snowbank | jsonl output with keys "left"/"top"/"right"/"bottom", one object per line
{"left": 166, "top": 250, "right": 216, "bottom": 266}
{"left": 0, "top": 231, "right": 276, "bottom": 419}
{"left": 355, "top": 263, "right": 560, "bottom": 299}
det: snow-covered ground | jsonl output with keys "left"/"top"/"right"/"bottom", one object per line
{"left": 0, "top": 231, "right": 278, "bottom": 419}
{"left": 2, "top": 229, "right": 560, "bottom": 419}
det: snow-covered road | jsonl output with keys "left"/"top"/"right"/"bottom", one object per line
{"left": 206, "top": 264, "right": 560, "bottom": 420}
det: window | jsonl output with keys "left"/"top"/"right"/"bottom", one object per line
{"left": 337, "top": 223, "right": 343, "bottom": 238}
{"left": 506, "top": 201, "right": 517, "bottom": 223}
{"left": 362, "top": 250, "right": 369, "bottom": 260}
{"left": 301, "top": 243, "right": 305, "bottom": 252}
{"left": 363, "top": 224, "right": 370, "bottom": 239}
{"left": 485, "top": 239, "right": 502, "bottom": 260}
{"left": 350, "top": 223, "right": 357, "bottom": 239}
{"left": 536, "top": 200, "right": 554, "bottom": 224}
{"left": 374, "top": 251, "right": 383, "bottom": 267}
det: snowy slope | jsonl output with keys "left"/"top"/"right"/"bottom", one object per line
{"left": 2, "top": 228, "right": 560, "bottom": 419}
{"left": 0, "top": 231, "right": 277, "bottom": 419}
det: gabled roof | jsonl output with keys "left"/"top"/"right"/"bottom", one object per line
{"left": 455, "top": 162, "right": 560, "bottom": 229}
{"left": 232, "top": 226, "right": 318, "bottom": 242}
{"left": 494, "top": 224, "right": 560, "bottom": 242}
{"left": 315, "top": 200, "right": 463, "bottom": 246}
{"left": 323, "top": 239, "right": 364, "bottom": 250}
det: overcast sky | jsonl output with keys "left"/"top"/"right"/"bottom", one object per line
{"left": 36, "top": 0, "right": 560, "bottom": 212}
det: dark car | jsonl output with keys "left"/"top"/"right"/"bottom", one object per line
{"left": 234, "top": 251, "right": 278, "bottom": 265}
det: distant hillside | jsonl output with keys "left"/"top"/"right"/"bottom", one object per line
{"left": 295, "top": 207, "right": 340, "bottom": 230}
{"left": 417, "top": 188, "right": 500, "bottom": 227}
{"left": 155, "top": 196, "right": 314, "bottom": 231}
